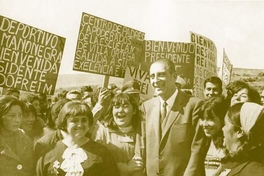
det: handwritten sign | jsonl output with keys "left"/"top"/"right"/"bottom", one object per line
{"left": 123, "top": 66, "right": 154, "bottom": 101}
{"left": 0, "top": 15, "right": 65, "bottom": 95}
{"left": 73, "top": 12, "right": 145, "bottom": 78}
{"left": 190, "top": 32, "right": 217, "bottom": 98}
{"left": 141, "top": 40, "right": 195, "bottom": 89}
{"left": 222, "top": 49, "right": 232, "bottom": 86}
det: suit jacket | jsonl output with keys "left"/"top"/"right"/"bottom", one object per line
{"left": 220, "top": 160, "right": 264, "bottom": 176}
{"left": 141, "top": 90, "right": 207, "bottom": 176}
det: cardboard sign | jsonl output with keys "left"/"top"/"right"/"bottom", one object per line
{"left": 0, "top": 15, "right": 65, "bottom": 95}
{"left": 222, "top": 49, "right": 232, "bottom": 86}
{"left": 73, "top": 12, "right": 145, "bottom": 78}
{"left": 190, "top": 32, "right": 218, "bottom": 98}
{"left": 140, "top": 40, "right": 195, "bottom": 89}
{"left": 123, "top": 65, "right": 154, "bottom": 101}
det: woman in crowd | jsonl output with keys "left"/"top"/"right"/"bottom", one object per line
{"left": 92, "top": 92, "right": 145, "bottom": 176}
{"left": 0, "top": 95, "right": 34, "bottom": 176}
{"left": 43, "top": 98, "right": 70, "bottom": 134}
{"left": 27, "top": 94, "right": 42, "bottom": 116}
{"left": 219, "top": 102, "right": 264, "bottom": 175}
{"left": 199, "top": 96, "right": 229, "bottom": 175}
{"left": 34, "top": 98, "right": 70, "bottom": 162}
{"left": 36, "top": 101, "right": 119, "bottom": 176}
{"left": 38, "top": 93, "right": 49, "bottom": 122}
{"left": 20, "top": 103, "right": 44, "bottom": 144}
{"left": 226, "top": 80, "right": 261, "bottom": 107}
{"left": 22, "top": 93, "right": 46, "bottom": 125}
{"left": 35, "top": 91, "right": 111, "bottom": 162}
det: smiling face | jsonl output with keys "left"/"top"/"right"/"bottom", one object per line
{"left": 230, "top": 88, "right": 250, "bottom": 106}
{"left": 112, "top": 100, "right": 134, "bottom": 128}
{"left": 203, "top": 82, "right": 222, "bottom": 99}
{"left": 21, "top": 111, "right": 36, "bottom": 132}
{"left": 200, "top": 110, "right": 222, "bottom": 137}
{"left": 66, "top": 115, "right": 89, "bottom": 138}
{"left": 2, "top": 105, "right": 23, "bottom": 132}
{"left": 150, "top": 62, "right": 176, "bottom": 101}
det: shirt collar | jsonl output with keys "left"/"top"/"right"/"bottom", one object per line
{"left": 159, "top": 89, "right": 178, "bottom": 109}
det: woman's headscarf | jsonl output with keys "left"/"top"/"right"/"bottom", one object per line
{"left": 240, "top": 102, "right": 264, "bottom": 136}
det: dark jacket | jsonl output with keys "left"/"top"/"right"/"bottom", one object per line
{"left": 35, "top": 129, "right": 120, "bottom": 176}
{"left": 221, "top": 160, "right": 264, "bottom": 176}
{"left": 36, "top": 139, "right": 119, "bottom": 176}
{"left": 0, "top": 129, "right": 34, "bottom": 176}
{"left": 34, "top": 129, "right": 63, "bottom": 162}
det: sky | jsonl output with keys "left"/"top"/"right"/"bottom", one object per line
{"left": 1, "top": 0, "right": 264, "bottom": 75}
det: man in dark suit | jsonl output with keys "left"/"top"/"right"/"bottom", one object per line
{"left": 141, "top": 59, "right": 207, "bottom": 176}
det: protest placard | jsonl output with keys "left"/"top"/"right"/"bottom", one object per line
{"left": 190, "top": 32, "right": 218, "bottom": 98}
{"left": 0, "top": 15, "right": 65, "bottom": 95}
{"left": 222, "top": 49, "right": 232, "bottom": 87}
{"left": 141, "top": 40, "right": 195, "bottom": 89}
{"left": 73, "top": 12, "right": 145, "bottom": 78}
{"left": 123, "top": 65, "right": 154, "bottom": 101}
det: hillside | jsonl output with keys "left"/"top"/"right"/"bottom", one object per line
{"left": 55, "top": 67, "right": 264, "bottom": 93}
{"left": 55, "top": 73, "right": 123, "bottom": 89}
{"left": 231, "top": 68, "right": 264, "bottom": 91}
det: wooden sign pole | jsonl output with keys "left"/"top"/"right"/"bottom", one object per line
{"left": 102, "top": 75, "right": 110, "bottom": 88}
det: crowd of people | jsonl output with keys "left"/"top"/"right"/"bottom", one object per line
{"left": 1, "top": 58, "right": 264, "bottom": 176}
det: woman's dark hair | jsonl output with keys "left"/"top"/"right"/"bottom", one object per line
{"left": 45, "top": 98, "right": 70, "bottom": 129}
{"left": 0, "top": 95, "right": 25, "bottom": 127}
{"left": 27, "top": 94, "right": 40, "bottom": 104}
{"left": 226, "top": 80, "right": 261, "bottom": 105}
{"left": 102, "top": 92, "right": 140, "bottom": 131}
{"left": 226, "top": 103, "right": 264, "bottom": 162}
{"left": 200, "top": 96, "right": 228, "bottom": 148}
{"left": 23, "top": 103, "right": 37, "bottom": 120}
{"left": 22, "top": 102, "right": 45, "bottom": 136}
{"left": 56, "top": 101, "right": 93, "bottom": 131}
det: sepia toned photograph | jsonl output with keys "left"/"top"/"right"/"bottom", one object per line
{"left": 1, "top": 1, "right": 264, "bottom": 175}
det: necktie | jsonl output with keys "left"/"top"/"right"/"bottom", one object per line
{"left": 161, "top": 101, "right": 167, "bottom": 123}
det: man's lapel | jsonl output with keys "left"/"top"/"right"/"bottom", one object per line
{"left": 161, "top": 90, "right": 184, "bottom": 140}
{"left": 226, "top": 161, "right": 249, "bottom": 176}
{"left": 148, "top": 97, "right": 161, "bottom": 142}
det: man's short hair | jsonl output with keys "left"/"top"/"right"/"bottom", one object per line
{"left": 204, "top": 76, "right": 222, "bottom": 88}
{"left": 152, "top": 59, "right": 175, "bottom": 74}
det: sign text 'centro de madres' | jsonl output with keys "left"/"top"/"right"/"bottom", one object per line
{"left": 73, "top": 12, "right": 145, "bottom": 78}
{"left": 0, "top": 15, "right": 65, "bottom": 94}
